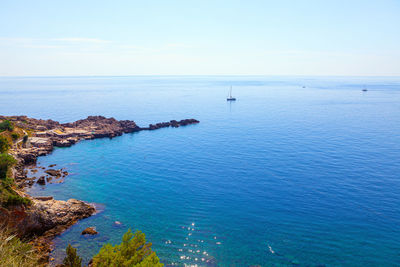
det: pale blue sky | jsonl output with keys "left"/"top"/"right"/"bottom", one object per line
{"left": 0, "top": 0, "right": 399, "bottom": 76}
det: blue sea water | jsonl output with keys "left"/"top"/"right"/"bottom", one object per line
{"left": 1, "top": 76, "right": 400, "bottom": 266}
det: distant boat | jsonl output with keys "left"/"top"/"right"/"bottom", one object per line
{"left": 362, "top": 86, "right": 368, "bottom": 92}
{"left": 227, "top": 86, "right": 236, "bottom": 101}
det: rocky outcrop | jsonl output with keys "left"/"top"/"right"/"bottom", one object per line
{"left": 28, "top": 198, "right": 95, "bottom": 235}
{"left": 1, "top": 198, "right": 96, "bottom": 237}
{"left": 61, "top": 115, "right": 140, "bottom": 136}
{"left": 0, "top": 197, "right": 95, "bottom": 260}
{"left": 145, "top": 119, "right": 200, "bottom": 130}
{"left": 7, "top": 116, "right": 199, "bottom": 170}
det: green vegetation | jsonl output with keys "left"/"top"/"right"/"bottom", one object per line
{"left": 0, "top": 171, "right": 30, "bottom": 207}
{"left": 0, "top": 136, "right": 9, "bottom": 153}
{"left": 0, "top": 120, "right": 13, "bottom": 132}
{"left": 61, "top": 229, "right": 163, "bottom": 267}
{"left": 63, "top": 244, "right": 82, "bottom": 267}
{"left": 22, "top": 135, "right": 28, "bottom": 144}
{"left": 11, "top": 133, "right": 19, "bottom": 141}
{"left": 92, "top": 229, "right": 163, "bottom": 267}
{"left": 0, "top": 153, "right": 15, "bottom": 180}
{"left": 0, "top": 228, "right": 40, "bottom": 266}
{"left": 0, "top": 153, "right": 30, "bottom": 207}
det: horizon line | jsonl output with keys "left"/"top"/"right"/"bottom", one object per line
{"left": 1, "top": 74, "right": 400, "bottom": 78}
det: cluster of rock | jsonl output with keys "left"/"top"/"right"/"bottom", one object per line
{"left": 13, "top": 162, "right": 68, "bottom": 188}
{"left": 6, "top": 115, "right": 199, "bottom": 167}
{"left": 145, "top": 119, "right": 200, "bottom": 130}
{"left": 34, "top": 168, "right": 68, "bottom": 186}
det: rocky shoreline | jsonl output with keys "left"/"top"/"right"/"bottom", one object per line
{"left": 0, "top": 115, "right": 199, "bottom": 263}
{"left": 6, "top": 115, "right": 199, "bottom": 171}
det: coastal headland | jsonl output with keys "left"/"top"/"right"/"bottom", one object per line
{"left": 0, "top": 115, "right": 199, "bottom": 263}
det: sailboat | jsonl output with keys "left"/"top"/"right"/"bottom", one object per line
{"left": 362, "top": 85, "right": 368, "bottom": 92}
{"left": 227, "top": 86, "right": 236, "bottom": 101}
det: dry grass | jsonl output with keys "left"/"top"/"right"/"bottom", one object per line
{"left": 0, "top": 228, "right": 40, "bottom": 267}
{"left": 54, "top": 129, "right": 65, "bottom": 134}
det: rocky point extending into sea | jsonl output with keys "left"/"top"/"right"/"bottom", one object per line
{"left": 0, "top": 115, "right": 199, "bottom": 263}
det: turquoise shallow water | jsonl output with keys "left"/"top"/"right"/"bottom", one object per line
{"left": 1, "top": 76, "right": 400, "bottom": 266}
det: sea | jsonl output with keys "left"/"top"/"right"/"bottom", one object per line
{"left": 0, "top": 76, "right": 399, "bottom": 266}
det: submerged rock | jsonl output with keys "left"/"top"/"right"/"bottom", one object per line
{"left": 82, "top": 227, "right": 98, "bottom": 235}
{"left": 45, "top": 169, "right": 60, "bottom": 176}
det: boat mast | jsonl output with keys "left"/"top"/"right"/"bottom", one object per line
{"left": 230, "top": 86, "right": 232, "bottom": 98}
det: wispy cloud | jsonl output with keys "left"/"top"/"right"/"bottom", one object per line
{"left": 0, "top": 37, "right": 111, "bottom": 47}
{"left": 52, "top": 37, "right": 111, "bottom": 44}
{"left": 0, "top": 37, "right": 196, "bottom": 53}
{"left": 166, "top": 43, "right": 193, "bottom": 48}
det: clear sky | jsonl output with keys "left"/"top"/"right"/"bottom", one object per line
{"left": 0, "top": 0, "right": 399, "bottom": 76}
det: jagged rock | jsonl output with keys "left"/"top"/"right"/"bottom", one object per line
{"left": 35, "top": 196, "right": 53, "bottom": 201}
{"left": 19, "top": 152, "right": 38, "bottom": 164}
{"left": 19, "top": 198, "right": 95, "bottom": 236}
{"left": 37, "top": 176, "right": 46, "bottom": 185}
{"left": 0, "top": 196, "right": 95, "bottom": 261}
{"left": 45, "top": 169, "right": 60, "bottom": 176}
{"left": 82, "top": 227, "right": 98, "bottom": 235}
{"left": 146, "top": 119, "right": 199, "bottom": 130}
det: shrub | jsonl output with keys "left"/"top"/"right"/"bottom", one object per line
{"left": 0, "top": 137, "right": 9, "bottom": 153}
{"left": 0, "top": 120, "right": 13, "bottom": 132}
{"left": 63, "top": 244, "right": 82, "bottom": 267}
{"left": 4, "top": 194, "right": 30, "bottom": 207}
{"left": 22, "top": 135, "right": 28, "bottom": 144}
{"left": 11, "top": 133, "right": 19, "bottom": 141}
{"left": 0, "top": 153, "right": 16, "bottom": 180}
{"left": 92, "top": 229, "right": 163, "bottom": 267}
{"left": 0, "top": 228, "right": 40, "bottom": 266}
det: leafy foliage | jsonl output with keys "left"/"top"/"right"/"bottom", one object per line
{"left": 63, "top": 244, "right": 82, "bottom": 267}
{"left": 0, "top": 153, "right": 29, "bottom": 207}
{"left": 11, "top": 133, "right": 19, "bottom": 141}
{"left": 92, "top": 229, "right": 163, "bottom": 267}
{"left": 0, "top": 137, "right": 9, "bottom": 153}
{"left": 0, "top": 120, "right": 13, "bottom": 132}
{"left": 0, "top": 153, "right": 16, "bottom": 180}
{"left": 2, "top": 192, "right": 30, "bottom": 207}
